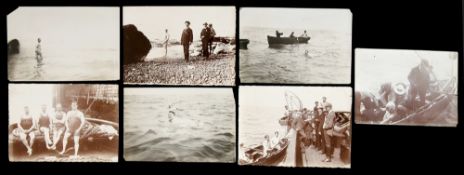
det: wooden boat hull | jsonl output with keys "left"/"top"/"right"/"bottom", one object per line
{"left": 240, "top": 39, "right": 250, "bottom": 49}
{"left": 241, "top": 138, "right": 289, "bottom": 166}
{"left": 267, "top": 35, "right": 310, "bottom": 45}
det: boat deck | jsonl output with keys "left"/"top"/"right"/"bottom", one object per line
{"left": 302, "top": 146, "right": 350, "bottom": 168}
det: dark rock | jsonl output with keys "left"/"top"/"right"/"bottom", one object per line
{"left": 123, "top": 24, "right": 152, "bottom": 64}
{"left": 8, "top": 39, "right": 20, "bottom": 55}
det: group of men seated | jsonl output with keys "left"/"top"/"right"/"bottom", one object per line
{"left": 13, "top": 100, "right": 85, "bottom": 158}
{"left": 356, "top": 59, "right": 439, "bottom": 124}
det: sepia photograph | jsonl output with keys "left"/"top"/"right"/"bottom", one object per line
{"left": 239, "top": 86, "right": 351, "bottom": 168}
{"left": 239, "top": 8, "right": 352, "bottom": 84}
{"left": 8, "top": 84, "right": 119, "bottom": 162}
{"left": 355, "top": 49, "right": 458, "bottom": 126}
{"left": 124, "top": 88, "right": 236, "bottom": 162}
{"left": 123, "top": 7, "right": 236, "bottom": 85}
{"left": 7, "top": 7, "right": 120, "bottom": 81}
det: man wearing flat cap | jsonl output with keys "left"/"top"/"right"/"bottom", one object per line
{"left": 200, "top": 22, "right": 211, "bottom": 59}
{"left": 181, "top": 21, "right": 193, "bottom": 62}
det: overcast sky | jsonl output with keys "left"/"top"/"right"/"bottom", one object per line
{"left": 240, "top": 8, "right": 352, "bottom": 31}
{"left": 9, "top": 84, "right": 54, "bottom": 124}
{"left": 356, "top": 49, "right": 458, "bottom": 92}
{"left": 123, "top": 6, "right": 235, "bottom": 41}
{"left": 239, "top": 86, "right": 352, "bottom": 112}
{"left": 7, "top": 7, "right": 119, "bottom": 49}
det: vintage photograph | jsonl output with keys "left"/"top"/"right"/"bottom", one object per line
{"left": 355, "top": 49, "right": 458, "bottom": 126}
{"left": 8, "top": 84, "right": 119, "bottom": 162}
{"left": 7, "top": 7, "right": 120, "bottom": 81}
{"left": 123, "top": 7, "right": 236, "bottom": 85}
{"left": 124, "top": 88, "right": 236, "bottom": 162}
{"left": 239, "top": 86, "right": 351, "bottom": 168}
{"left": 239, "top": 8, "right": 352, "bottom": 84}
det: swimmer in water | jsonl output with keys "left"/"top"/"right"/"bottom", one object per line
{"left": 168, "top": 105, "right": 177, "bottom": 123}
{"left": 60, "top": 100, "right": 85, "bottom": 158}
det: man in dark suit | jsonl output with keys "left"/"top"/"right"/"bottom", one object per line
{"left": 200, "top": 22, "right": 211, "bottom": 59}
{"left": 408, "top": 59, "right": 432, "bottom": 110}
{"left": 181, "top": 21, "right": 193, "bottom": 62}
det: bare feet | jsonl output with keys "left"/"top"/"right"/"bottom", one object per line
{"left": 27, "top": 148, "right": 32, "bottom": 156}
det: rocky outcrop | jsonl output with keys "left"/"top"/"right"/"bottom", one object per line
{"left": 123, "top": 24, "right": 152, "bottom": 64}
{"left": 8, "top": 39, "right": 20, "bottom": 55}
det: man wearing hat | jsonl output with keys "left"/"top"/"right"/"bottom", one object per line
{"left": 408, "top": 59, "right": 432, "bottom": 110}
{"left": 322, "top": 103, "right": 336, "bottom": 162}
{"left": 208, "top": 23, "right": 216, "bottom": 53}
{"left": 181, "top": 21, "right": 193, "bottom": 61}
{"left": 200, "top": 22, "right": 211, "bottom": 59}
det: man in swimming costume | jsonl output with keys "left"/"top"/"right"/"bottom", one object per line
{"left": 164, "top": 29, "right": 170, "bottom": 58}
{"left": 168, "top": 105, "right": 177, "bottom": 123}
{"left": 60, "top": 100, "right": 85, "bottom": 158}
{"left": 35, "top": 38, "right": 43, "bottom": 66}
{"left": 17, "top": 106, "right": 36, "bottom": 156}
{"left": 50, "top": 103, "right": 66, "bottom": 150}
{"left": 37, "top": 104, "right": 53, "bottom": 149}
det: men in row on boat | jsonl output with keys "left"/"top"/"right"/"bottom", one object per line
{"left": 275, "top": 30, "right": 309, "bottom": 38}
{"left": 15, "top": 100, "right": 85, "bottom": 158}
{"left": 275, "top": 30, "right": 283, "bottom": 38}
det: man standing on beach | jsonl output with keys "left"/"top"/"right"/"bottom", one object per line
{"left": 181, "top": 21, "right": 193, "bottom": 62}
{"left": 208, "top": 23, "right": 216, "bottom": 53}
{"left": 60, "top": 100, "right": 85, "bottom": 158}
{"left": 200, "top": 22, "right": 211, "bottom": 59}
{"left": 164, "top": 29, "right": 170, "bottom": 58}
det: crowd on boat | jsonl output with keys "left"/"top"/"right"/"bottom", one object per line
{"left": 240, "top": 96, "right": 351, "bottom": 164}
{"left": 356, "top": 59, "right": 448, "bottom": 124}
{"left": 11, "top": 100, "right": 118, "bottom": 158}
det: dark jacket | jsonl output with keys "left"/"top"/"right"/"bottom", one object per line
{"left": 200, "top": 27, "right": 211, "bottom": 42}
{"left": 181, "top": 27, "right": 193, "bottom": 45}
{"left": 408, "top": 66, "right": 430, "bottom": 88}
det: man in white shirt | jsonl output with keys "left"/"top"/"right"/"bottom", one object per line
{"left": 271, "top": 131, "right": 281, "bottom": 150}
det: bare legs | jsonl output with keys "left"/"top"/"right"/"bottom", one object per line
{"left": 19, "top": 132, "right": 35, "bottom": 156}
{"left": 40, "top": 127, "right": 52, "bottom": 149}
{"left": 51, "top": 127, "right": 64, "bottom": 150}
{"left": 60, "top": 131, "right": 80, "bottom": 158}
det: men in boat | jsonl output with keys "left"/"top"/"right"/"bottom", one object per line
{"left": 208, "top": 23, "right": 216, "bottom": 53}
{"left": 262, "top": 135, "right": 272, "bottom": 157}
{"left": 37, "top": 104, "right": 53, "bottom": 149}
{"left": 271, "top": 131, "right": 282, "bottom": 150}
{"left": 181, "top": 21, "right": 193, "bottom": 62}
{"left": 300, "top": 30, "right": 309, "bottom": 37}
{"left": 35, "top": 38, "right": 43, "bottom": 66}
{"left": 200, "top": 22, "right": 211, "bottom": 59}
{"left": 355, "top": 91, "right": 383, "bottom": 122}
{"left": 164, "top": 29, "right": 170, "bottom": 58}
{"left": 378, "top": 82, "right": 408, "bottom": 107}
{"left": 322, "top": 103, "right": 336, "bottom": 162}
{"left": 60, "top": 100, "right": 86, "bottom": 158}
{"left": 17, "top": 106, "right": 36, "bottom": 156}
{"left": 275, "top": 30, "right": 283, "bottom": 38}
{"left": 50, "top": 103, "right": 66, "bottom": 150}
{"left": 408, "top": 59, "right": 433, "bottom": 110}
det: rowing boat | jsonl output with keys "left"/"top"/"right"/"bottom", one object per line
{"left": 267, "top": 35, "right": 310, "bottom": 45}
{"left": 240, "top": 138, "right": 289, "bottom": 166}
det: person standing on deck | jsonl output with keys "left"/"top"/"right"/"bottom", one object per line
{"left": 300, "top": 30, "right": 309, "bottom": 37}
{"left": 200, "top": 22, "right": 211, "bottom": 59}
{"left": 208, "top": 24, "right": 216, "bottom": 54}
{"left": 321, "top": 97, "right": 330, "bottom": 112}
{"left": 408, "top": 59, "right": 433, "bottom": 110}
{"left": 37, "top": 104, "right": 53, "bottom": 149}
{"left": 262, "top": 135, "right": 272, "bottom": 157}
{"left": 35, "top": 38, "right": 43, "bottom": 66}
{"left": 50, "top": 103, "right": 66, "bottom": 150}
{"left": 181, "top": 21, "right": 193, "bottom": 62}
{"left": 16, "top": 106, "right": 36, "bottom": 156}
{"left": 314, "top": 106, "right": 324, "bottom": 151}
{"left": 164, "top": 29, "right": 170, "bottom": 58}
{"left": 275, "top": 30, "right": 283, "bottom": 38}
{"left": 322, "top": 103, "right": 336, "bottom": 162}
{"left": 60, "top": 100, "right": 86, "bottom": 158}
